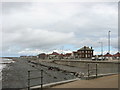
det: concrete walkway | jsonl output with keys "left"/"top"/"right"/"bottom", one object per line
{"left": 51, "top": 74, "right": 118, "bottom": 88}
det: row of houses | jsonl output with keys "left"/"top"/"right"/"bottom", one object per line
{"left": 38, "top": 52, "right": 72, "bottom": 59}
{"left": 20, "top": 46, "right": 120, "bottom": 60}
{"left": 100, "top": 52, "right": 120, "bottom": 60}
{"left": 37, "top": 46, "right": 94, "bottom": 59}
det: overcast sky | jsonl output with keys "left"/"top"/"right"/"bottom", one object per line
{"left": 1, "top": 2, "right": 118, "bottom": 57}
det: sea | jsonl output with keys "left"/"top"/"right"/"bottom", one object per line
{"left": 0, "top": 58, "right": 14, "bottom": 81}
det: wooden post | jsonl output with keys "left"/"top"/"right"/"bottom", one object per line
{"left": 28, "top": 71, "right": 30, "bottom": 90}
{"left": 41, "top": 70, "right": 43, "bottom": 90}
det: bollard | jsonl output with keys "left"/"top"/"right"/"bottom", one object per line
{"left": 28, "top": 71, "right": 30, "bottom": 90}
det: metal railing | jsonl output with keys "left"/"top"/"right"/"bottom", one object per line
{"left": 26, "top": 60, "right": 118, "bottom": 90}
{"left": 27, "top": 69, "right": 43, "bottom": 90}
{"left": 87, "top": 63, "right": 98, "bottom": 80}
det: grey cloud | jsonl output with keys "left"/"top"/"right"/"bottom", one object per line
{"left": 2, "top": 2, "right": 32, "bottom": 14}
{"left": 2, "top": 28, "right": 75, "bottom": 50}
{"left": 2, "top": 2, "right": 118, "bottom": 56}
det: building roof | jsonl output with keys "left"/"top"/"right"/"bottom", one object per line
{"left": 73, "top": 51, "right": 77, "bottom": 53}
{"left": 113, "top": 52, "right": 120, "bottom": 57}
{"left": 78, "top": 46, "right": 93, "bottom": 51}
{"left": 103, "top": 53, "right": 113, "bottom": 57}
{"left": 51, "top": 52, "right": 60, "bottom": 55}
{"left": 59, "top": 53, "right": 65, "bottom": 57}
{"left": 65, "top": 53, "right": 72, "bottom": 56}
{"left": 38, "top": 53, "right": 46, "bottom": 56}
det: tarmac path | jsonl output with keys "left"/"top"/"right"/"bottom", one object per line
{"left": 52, "top": 74, "right": 118, "bottom": 88}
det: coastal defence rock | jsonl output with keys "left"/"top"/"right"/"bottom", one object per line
{"left": 2, "top": 58, "right": 76, "bottom": 89}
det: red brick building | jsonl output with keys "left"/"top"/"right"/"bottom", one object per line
{"left": 37, "top": 53, "right": 46, "bottom": 59}
{"left": 48, "top": 52, "right": 60, "bottom": 59}
{"left": 73, "top": 46, "right": 94, "bottom": 58}
{"left": 113, "top": 52, "right": 120, "bottom": 59}
{"left": 64, "top": 53, "right": 72, "bottom": 59}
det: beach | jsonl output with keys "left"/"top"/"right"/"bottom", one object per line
{"left": 2, "top": 58, "right": 77, "bottom": 89}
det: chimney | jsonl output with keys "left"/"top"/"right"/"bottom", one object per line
{"left": 91, "top": 47, "right": 92, "bottom": 49}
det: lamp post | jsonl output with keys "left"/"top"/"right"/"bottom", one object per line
{"left": 108, "top": 31, "right": 111, "bottom": 54}
{"left": 98, "top": 42, "right": 103, "bottom": 60}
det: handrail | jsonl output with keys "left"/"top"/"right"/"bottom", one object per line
{"left": 27, "top": 69, "right": 43, "bottom": 90}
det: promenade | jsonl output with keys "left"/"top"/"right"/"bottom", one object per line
{"left": 51, "top": 74, "right": 118, "bottom": 88}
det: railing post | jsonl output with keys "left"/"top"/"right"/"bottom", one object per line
{"left": 88, "top": 64, "right": 89, "bottom": 80}
{"left": 41, "top": 69, "right": 43, "bottom": 90}
{"left": 96, "top": 64, "right": 97, "bottom": 78}
{"left": 28, "top": 71, "right": 30, "bottom": 90}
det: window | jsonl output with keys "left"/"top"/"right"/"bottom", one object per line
{"left": 82, "top": 55, "right": 84, "bottom": 57}
{"left": 88, "top": 55, "right": 90, "bottom": 57}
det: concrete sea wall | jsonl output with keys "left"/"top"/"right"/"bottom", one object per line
{"left": 53, "top": 60, "right": 119, "bottom": 75}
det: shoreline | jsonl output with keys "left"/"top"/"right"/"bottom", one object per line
{"left": 0, "top": 58, "right": 15, "bottom": 81}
